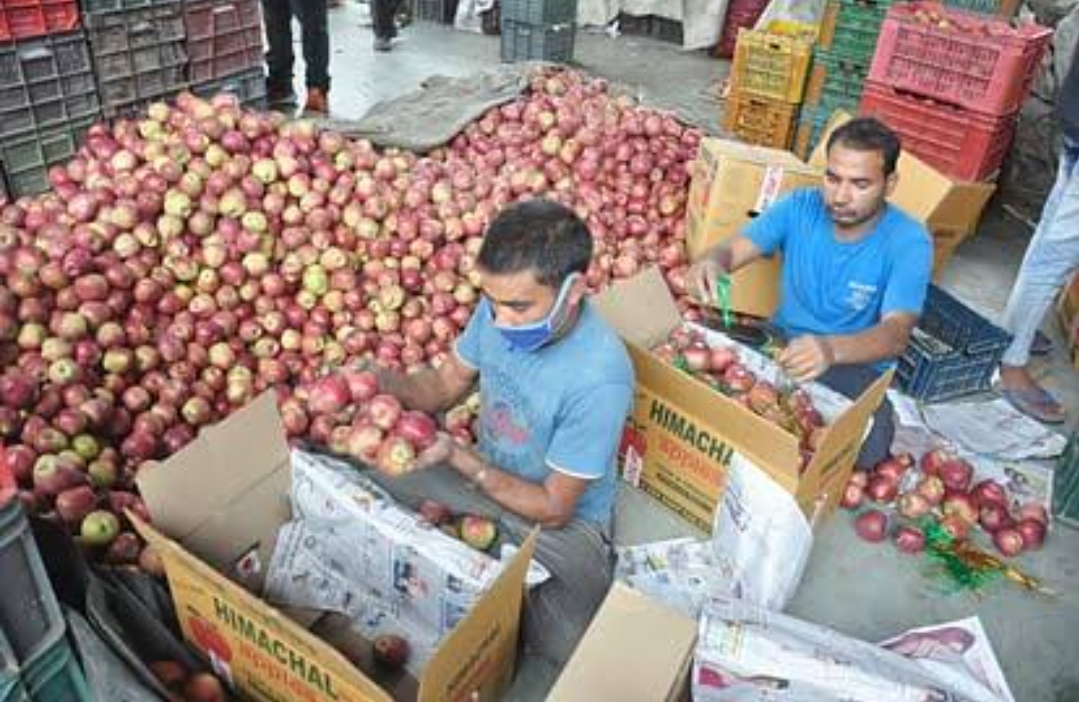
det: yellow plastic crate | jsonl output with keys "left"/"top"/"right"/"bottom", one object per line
{"left": 722, "top": 92, "right": 799, "bottom": 149}
{"left": 730, "top": 21, "right": 815, "bottom": 104}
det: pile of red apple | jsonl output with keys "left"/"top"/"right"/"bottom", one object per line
{"left": 652, "top": 326, "right": 826, "bottom": 451}
{"left": 149, "top": 661, "right": 226, "bottom": 702}
{"left": 844, "top": 449, "right": 1049, "bottom": 558}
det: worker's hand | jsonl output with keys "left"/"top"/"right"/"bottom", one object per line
{"left": 778, "top": 335, "right": 835, "bottom": 383}
{"left": 412, "top": 432, "right": 457, "bottom": 471}
{"left": 686, "top": 248, "right": 733, "bottom": 306}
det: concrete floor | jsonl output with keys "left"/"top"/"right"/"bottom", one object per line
{"left": 299, "top": 8, "right": 1079, "bottom": 701}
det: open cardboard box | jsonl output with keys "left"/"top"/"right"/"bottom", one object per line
{"left": 1059, "top": 272, "right": 1079, "bottom": 370}
{"left": 809, "top": 112, "right": 997, "bottom": 280}
{"left": 546, "top": 583, "right": 696, "bottom": 702}
{"left": 594, "top": 267, "right": 890, "bottom": 532}
{"left": 132, "top": 392, "right": 536, "bottom": 702}
{"left": 685, "top": 138, "right": 823, "bottom": 318}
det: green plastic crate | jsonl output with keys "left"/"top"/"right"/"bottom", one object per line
{"left": 818, "top": 0, "right": 897, "bottom": 64}
{"left": 1053, "top": 431, "right": 1079, "bottom": 529}
{"left": 0, "top": 116, "right": 94, "bottom": 197}
{"left": 944, "top": 0, "right": 1020, "bottom": 16}
{"left": 502, "top": 0, "right": 576, "bottom": 25}
{"left": 192, "top": 66, "right": 267, "bottom": 109}
{"left": 805, "top": 48, "right": 867, "bottom": 109}
{"left": 500, "top": 18, "right": 575, "bottom": 63}
{"left": 21, "top": 637, "right": 90, "bottom": 702}
{"left": 1, "top": 676, "right": 30, "bottom": 702}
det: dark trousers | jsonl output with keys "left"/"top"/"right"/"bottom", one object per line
{"left": 817, "top": 364, "right": 895, "bottom": 470}
{"left": 261, "top": 0, "right": 330, "bottom": 93}
{"left": 371, "top": 0, "right": 400, "bottom": 40}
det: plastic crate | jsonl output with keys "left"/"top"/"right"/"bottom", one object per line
{"left": 502, "top": 0, "right": 575, "bottom": 25}
{"left": 868, "top": 2, "right": 1052, "bottom": 117}
{"left": 860, "top": 81, "right": 1015, "bottom": 181}
{"left": 1054, "top": 431, "right": 1079, "bottom": 529}
{"left": 500, "top": 18, "right": 574, "bottom": 63}
{"left": 895, "top": 285, "right": 1011, "bottom": 402}
{"left": 80, "top": 0, "right": 174, "bottom": 12}
{"left": 0, "top": 0, "right": 79, "bottom": 42}
{"left": 0, "top": 32, "right": 100, "bottom": 140}
{"left": 412, "top": 0, "right": 456, "bottom": 23}
{"left": 0, "top": 498, "right": 65, "bottom": 666}
{"left": 730, "top": 24, "right": 814, "bottom": 104}
{"left": 183, "top": 0, "right": 263, "bottom": 84}
{"left": 192, "top": 65, "right": 266, "bottom": 109}
{"left": 722, "top": 92, "right": 798, "bottom": 149}
{"left": 804, "top": 48, "right": 867, "bottom": 109}
{"left": 1, "top": 675, "right": 29, "bottom": 702}
{"left": 715, "top": 0, "right": 769, "bottom": 58}
{"left": 792, "top": 106, "right": 831, "bottom": 159}
{"left": 818, "top": 0, "right": 896, "bottom": 64}
{"left": 0, "top": 114, "right": 91, "bottom": 197}
{"left": 20, "top": 637, "right": 90, "bottom": 702}
{"left": 85, "top": 1, "right": 188, "bottom": 118}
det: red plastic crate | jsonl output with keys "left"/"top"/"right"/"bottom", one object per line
{"left": 0, "top": 0, "right": 79, "bottom": 42}
{"left": 868, "top": 1, "right": 1051, "bottom": 116}
{"left": 183, "top": 0, "right": 263, "bottom": 83}
{"left": 715, "top": 0, "right": 769, "bottom": 58}
{"left": 860, "top": 80, "right": 1015, "bottom": 181}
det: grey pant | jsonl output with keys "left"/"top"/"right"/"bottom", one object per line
{"left": 366, "top": 466, "right": 614, "bottom": 667}
{"left": 818, "top": 364, "right": 894, "bottom": 470}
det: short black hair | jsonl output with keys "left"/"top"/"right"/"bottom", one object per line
{"left": 478, "top": 199, "right": 593, "bottom": 288}
{"left": 826, "top": 117, "right": 901, "bottom": 177}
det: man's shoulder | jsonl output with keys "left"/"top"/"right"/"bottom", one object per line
{"left": 562, "top": 305, "right": 634, "bottom": 386}
{"left": 883, "top": 204, "right": 931, "bottom": 243}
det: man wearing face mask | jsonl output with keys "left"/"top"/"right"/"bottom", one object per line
{"left": 688, "top": 118, "right": 931, "bottom": 470}
{"left": 368, "top": 198, "right": 634, "bottom": 666}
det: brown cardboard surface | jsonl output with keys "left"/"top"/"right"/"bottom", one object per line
{"left": 686, "top": 138, "right": 822, "bottom": 318}
{"left": 134, "top": 392, "right": 535, "bottom": 702}
{"left": 1059, "top": 273, "right": 1079, "bottom": 369}
{"left": 545, "top": 583, "right": 696, "bottom": 702}
{"left": 810, "top": 111, "right": 996, "bottom": 256}
{"left": 595, "top": 268, "right": 890, "bottom": 531}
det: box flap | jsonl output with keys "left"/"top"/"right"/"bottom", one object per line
{"left": 593, "top": 267, "right": 681, "bottom": 348}
{"left": 418, "top": 529, "right": 537, "bottom": 702}
{"left": 136, "top": 391, "right": 292, "bottom": 576}
{"left": 706, "top": 137, "right": 814, "bottom": 170}
{"left": 546, "top": 583, "right": 695, "bottom": 702}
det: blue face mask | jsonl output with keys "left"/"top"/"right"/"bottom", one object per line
{"left": 493, "top": 274, "right": 579, "bottom": 353}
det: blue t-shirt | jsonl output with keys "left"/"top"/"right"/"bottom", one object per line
{"left": 455, "top": 299, "right": 634, "bottom": 526}
{"left": 744, "top": 188, "right": 932, "bottom": 348}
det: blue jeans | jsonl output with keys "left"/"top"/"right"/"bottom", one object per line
{"left": 261, "top": 0, "right": 330, "bottom": 93}
{"left": 1001, "top": 136, "right": 1079, "bottom": 367}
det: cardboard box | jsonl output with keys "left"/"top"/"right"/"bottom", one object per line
{"left": 132, "top": 392, "right": 536, "bottom": 702}
{"left": 685, "top": 138, "right": 822, "bottom": 318}
{"left": 595, "top": 268, "right": 890, "bottom": 532}
{"left": 546, "top": 583, "right": 696, "bottom": 702}
{"left": 810, "top": 112, "right": 997, "bottom": 279}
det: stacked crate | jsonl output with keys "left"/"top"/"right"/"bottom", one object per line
{"left": 81, "top": 0, "right": 189, "bottom": 118}
{"left": 714, "top": 0, "right": 768, "bottom": 59}
{"left": 722, "top": 20, "right": 814, "bottom": 149}
{"left": 184, "top": 0, "right": 266, "bottom": 108}
{"left": 794, "top": 0, "right": 895, "bottom": 158}
{"left": 500, "top": 0, "right": 576, "bottom": 63}
{"left": 859, "top": 1, "right": 1051, "bottom": 181}
{"left": 0, "top": 23, "right": 100, "bottom": 196}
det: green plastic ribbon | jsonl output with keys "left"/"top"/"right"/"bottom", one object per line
{"left": 715, "top": 273, "right": 733, "bottom": 329}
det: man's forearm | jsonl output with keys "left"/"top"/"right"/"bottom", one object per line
{"left": 450, "top": 446, "right": 570, "bottom": 528}
{"left": 825, "top": 318, "right": 912, "bottom": 366}
{"left": 702, "top": 233, "right": 762, "bottom": 273}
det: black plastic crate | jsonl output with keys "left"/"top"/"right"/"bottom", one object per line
{"left": 183, "top": 0, "right": 263, "bottom": 83}
{"left": 411, "top": 0, "right": 458, "bottom": 23}
{"left": 192, "top": 65, "right": 266, "bottom": 109}
{"left": 1054, "top": 431, "right": 1079, "bottom": 529}
{"left": 617, "top": 12, "right": 682, "bottom": 43}
{"left": 0, "top": 116, "right": 93, "bottom": 196}
{"left": 0, "top": 31, "right": 100, "bottom": 139}
{"left": 81, "top": 0, "right": 175, "bottom": 13}
{"left": 502, "top": 0, "right": 575, "bottom": 25}
{"left": 895, "top": 285, "right": 1012, "bottom": 402}
{"left": 500, "top": 18, "right": 574, "bottom": 63}
{"left": 84, "top": 1, "right": 188, "bottom": 118}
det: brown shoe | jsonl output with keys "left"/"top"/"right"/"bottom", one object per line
{"left": 303, "top": 88, "right": 328, "bottom": 115}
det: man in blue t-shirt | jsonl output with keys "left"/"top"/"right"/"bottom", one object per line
{"left": 371, "top": 199, "right": 634, "bottom": 666}
{"left": 689, "top": 118, "right": 932, "bottom": 469}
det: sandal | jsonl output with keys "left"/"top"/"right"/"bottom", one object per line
{"left": 1001, "top": 386, "right": 1066, "bottom": 424}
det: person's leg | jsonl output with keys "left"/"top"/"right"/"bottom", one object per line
{"left": 260, "top": 0, "right": 296, "bottom": 104}
{"left": 290, "top": 0, "right": 330, "bottom": 110}
{"left": 817, "top": 364, "right": 894, "bottom": 470}
{"left": 999, "top": 139, "right": 1079, "bottom": 421}
{"left": 370, "top": 0, "right": 397, "bottom": 50}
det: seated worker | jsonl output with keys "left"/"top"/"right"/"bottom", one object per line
{"left": 688, "top": 117, "right": 932, "bottom": 469}
{"left": 369, "top": 198, "right": 635, "bottom": 666}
